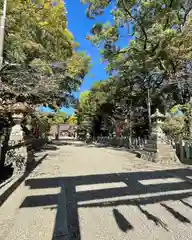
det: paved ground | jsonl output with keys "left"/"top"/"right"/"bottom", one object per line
{"left": 0, "top": 141, "right": 192, "bottom": 240}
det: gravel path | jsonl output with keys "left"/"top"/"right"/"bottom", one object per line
{"left": 0, "top": 142, "right": 192, "bottom": 240}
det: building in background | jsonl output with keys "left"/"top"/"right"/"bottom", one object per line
{"left": 59, "top": 124, "right": 77, "bottom": 138}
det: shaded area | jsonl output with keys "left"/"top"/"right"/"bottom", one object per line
{"left": 0, "top": 177, "right": 13, "bottom": 190}
{"left": 161, "top": 203, "right": 191, "bottom": 223}
{"left": 53, "top": 184, "right": 69, "bottom": 240}
{"left": 113, "top": 209, "right": 134, "bottom": 232}
{"left": 0, "top": 164, "right": 14, "bottom": 185}
{"left": 137, "top": 205, "right": 169, "bottom": 231}
{"left": 32, "top": 139, "right": 59, "bottom": 152}
{"left": 0, "top": 154, "right": 48, "bottom": 207}
{"left": 20, "top": 194, "right": 56, "bottom": 208}
{"left": 0, "top": 138, "right": 57, "bottom": 186}
{"left": 18, "top": 168, "right": 192, "bottom": 239}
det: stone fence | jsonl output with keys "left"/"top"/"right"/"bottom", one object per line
{"left": 96, "top": 136, "right": 148, "bottom": 149}
{"left": 174, "top": 140, "right": 192, "bottom": 164}
{"left": 96, "top": 136, "right": 192, "bottom": 164}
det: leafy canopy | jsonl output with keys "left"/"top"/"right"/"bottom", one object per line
{"left": 83, "top": 0, "right": 192, "bottom": 83}
{"left": 0, "top": 0, "right": 90, "bottom": 105}
{"left": 76, "top": 0, "right": 192, "bottom": 136}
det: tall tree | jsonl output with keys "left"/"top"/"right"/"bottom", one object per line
{"left": 80, "top": 0, "right": 192, "bottom": 135}
{"left": 0, "top": 0, "right": 91, "bottom": 169}
{"left": 0, "top": 0, "right": 90, "bottom": 105}
{"left": 82, "top": 0, "right": 192, "bottom": 93}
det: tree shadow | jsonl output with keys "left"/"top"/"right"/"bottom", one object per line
{"left": 33, "top": 140, "right": 59, "bottom": 152}
{"left": 113, "top": 209, "right": 134, "bottom": 232}
{"left": 18, "top": 168, "right": 192, "bottom": 239}
{"left": 137, "top": 205, "right": 169, "bottom": 231}
{"left": 180, "top": 199, "right": 192, "bottom": 209}
{"left": 161, "top": 203, "right": 191, "bottom": 223}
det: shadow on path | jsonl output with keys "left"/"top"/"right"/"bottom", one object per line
{"left": 180, "top": 199, "right": 192, "bottom": 209}
{"left": 0, "top": 154, "right": 48, "bottom": 207}
{"left": 113, "top": 209, "right": 134, "bottom": 232}
{"left": 161, "top": 203, "right": 191, "bottom": 223}
{"left": 137, "top": 205, "right": 169, "bottom": 231}
{"left": 19, "top": 168, "right": 192, "bottom": 239}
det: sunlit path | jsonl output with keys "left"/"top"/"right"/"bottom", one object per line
{"left": 0, "top": 143, "right": 192, "bottom": 240}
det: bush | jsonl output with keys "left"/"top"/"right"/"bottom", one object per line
{"left": 162, "top": 116, "right": 185, "bottom": 139}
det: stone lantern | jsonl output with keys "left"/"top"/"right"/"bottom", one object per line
{"left": 140, "top": 108, "right": 179, "bottom": 164}
{"left": 8, "top": 102, "right": 31, "bottom": 173}
{"left": 150, "top": 108, "right": 166, "bottom": 141}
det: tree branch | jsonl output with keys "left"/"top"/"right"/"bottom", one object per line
{"left": 121, "top": 0, "right": 148, "bottom": 50}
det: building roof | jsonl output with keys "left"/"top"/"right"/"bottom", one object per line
{"left": 60, "top": 124, "right": 69, "bottom": 131}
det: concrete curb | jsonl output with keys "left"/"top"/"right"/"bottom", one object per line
{"left": 0, "top": 175, "right": 23, "bottom": 206}
{"left": 0, "top": 153, "right": 48, "bottom": 207}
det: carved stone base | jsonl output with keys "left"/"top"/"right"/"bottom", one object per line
{"left": 140, "top": 141, "right": 180, "bottom": 164}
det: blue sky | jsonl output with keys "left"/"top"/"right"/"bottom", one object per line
{"left": 66, "top": 0, "right": 110, "bottom": 94}
{"left": 40, "top": 0, "right": 132, "bottom": 115}
{"left": 41, "top": 0, "right": 111, "bottom": 114}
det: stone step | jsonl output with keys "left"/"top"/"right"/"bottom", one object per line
{"left": 143, "top": 147, "right": 157, "bottom": 152}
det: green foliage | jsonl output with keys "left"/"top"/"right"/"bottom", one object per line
{"left": 0, "top": 0, "right": 90, "bottom": 105}
{"left": 163, "top": 103, "right": 192, "bottom": 139}
{"left": 80, "top": 0, "right": 192, "bottom": 135}
{"left": 77, "top": 80, "right": 112, "bottom": 122}
{"left": 32, "top": 112, "right": 51, "bottom": 136}
{"left": 78, "top": 91, "right": 94, "bottom": 119}
{"left": 76, "top": 78, "right": 121, "bottom": 137}
{"left": 163, "top": 116, "right": 185, "bottom": 139}
{"left": 48, "top": 111, "right": 67, "bottom": 125}
{"left": 84, "top": 0, "right": 192, "bottom": 78}
{"left": 67, "top": 115, "right": 78, "bottom": 125}
{"left": 31, "top": 111, "right": 67, "bottom": 137}
{"left": 170, "top": 104, "right": 183, "bottom": 114}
